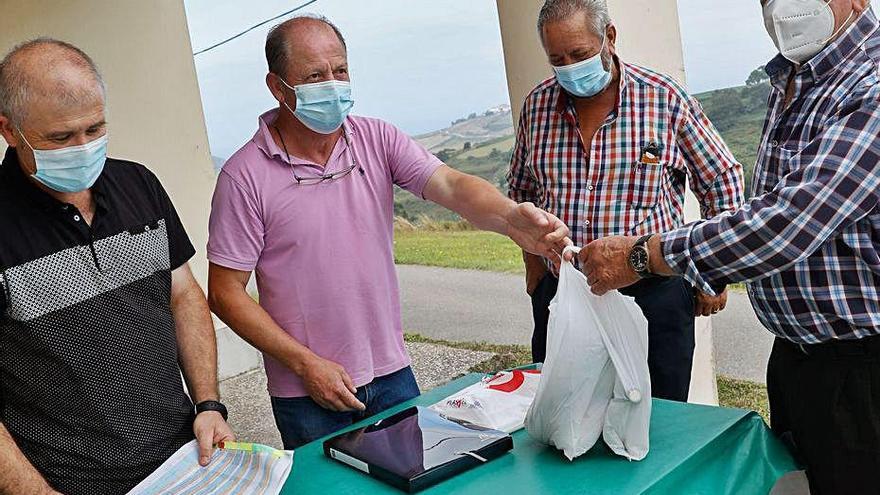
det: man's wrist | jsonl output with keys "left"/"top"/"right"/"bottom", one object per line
{"left": 647, "top": 234, "right": 675, "bottom": 276}
{"left": 290, "top": 349, "right": 318, "bottom": 377}
{"left": 195, "top": 400, "right": 228, "bottom": 421}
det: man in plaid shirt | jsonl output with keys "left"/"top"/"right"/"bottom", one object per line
{"left": 581, "top": 1, "right": 878, "bottom": 492}
{"left": 509, "top": 0, "right": 744, "bottom": 402}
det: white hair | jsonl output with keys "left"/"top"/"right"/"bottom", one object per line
{"left": 537, "top": 0, "right": 612, "bottom": 43}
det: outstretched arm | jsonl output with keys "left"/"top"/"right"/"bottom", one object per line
{"left": 423, "top": 165, "right": 571, "bottom": 259}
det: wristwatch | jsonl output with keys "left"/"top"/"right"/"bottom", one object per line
{"left": 195, "top": 400, "right": 229, "bottom": 421}
{"left": 629, "top": 234, "right": 656, "bottom": 279}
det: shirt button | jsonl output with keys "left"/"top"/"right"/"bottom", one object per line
{"left": 73, "top": 215, "right": 81, "bottom": 222}
{"left": 770, "top": 140, "right": 779, "bottom": 148}
{"left": 584, "top": 220, "right": 591, "bottom": 226}
{"left": 588, "top": 184, "right": 595, "bottom": 191}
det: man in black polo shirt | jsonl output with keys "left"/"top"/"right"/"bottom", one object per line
{"left": 0, "top": 39, "right": 234, "bottom": 494}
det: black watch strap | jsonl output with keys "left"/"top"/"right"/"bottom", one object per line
{"left": 195, "top": 400, "right": 228, "bottom": 421}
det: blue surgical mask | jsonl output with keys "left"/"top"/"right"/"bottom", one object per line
{"left": 18, "top": 131, "right": 108, "bottom": 193}
{"left": 279, "top": 78, "right": 354, "bottom": 134}
{"left": 553, "top": 36, "right": 612, "bottom": 98}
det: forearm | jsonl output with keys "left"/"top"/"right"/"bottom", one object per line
{"left": 172, "top": 281, "right": 220, "bottom": 404}
{"left": 0, "top": 423, "right": 53, "bottom": 495}
{"left": 209, "top": 286, "right": 316, "bottom": 377}
{"left": 430, "top": 171, "right": 515, "bottom": 234}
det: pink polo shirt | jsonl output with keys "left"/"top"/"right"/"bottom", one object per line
{"left": 207, "top": 109, "right": 442, "bottom": 397}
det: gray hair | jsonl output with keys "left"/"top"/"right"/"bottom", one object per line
{"left": 537, "top": 0, "right": 612, "bottom": 43}
{"left": 0, "top": 37, "right": 105, "bottom": 128}
{"left": 265, "top": 14, "right": 347, "bottom": 78}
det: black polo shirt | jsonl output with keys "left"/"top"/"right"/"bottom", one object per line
{"left": 0, "top": 148, "right": 196, "bottom": 494}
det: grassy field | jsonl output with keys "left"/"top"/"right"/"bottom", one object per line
{"left": 394, "top": 225, "right": 525, "bottom": 274}
{"left": 404, "top": 333, "right": 769, "bottom": 422}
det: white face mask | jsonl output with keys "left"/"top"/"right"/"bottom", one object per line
{"left": 762, "top": 0, "right": 855, "bottom": 64}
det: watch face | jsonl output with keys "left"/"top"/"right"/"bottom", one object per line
{"left": 629, "top": 247, "right": 649, "bottom": 273}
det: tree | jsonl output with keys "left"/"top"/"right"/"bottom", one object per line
{"left": 463, "top": 141, "right": 472, "bottom": 151}
{"left": 745, "top": 66, "right": 769, "bottom": 87}
{"left": 435, "top": 149, "right": 456, "bottom": 162}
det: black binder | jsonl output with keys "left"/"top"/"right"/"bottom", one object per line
{"left": 323, "top": 406, "right": 513, "bottom": 492}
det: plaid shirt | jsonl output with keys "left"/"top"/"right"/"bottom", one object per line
{"left": 662, "top": 9, "right": 880, "bottom": 344}
{"left": 508, "top": 62, "right": 744, "bottom": 255}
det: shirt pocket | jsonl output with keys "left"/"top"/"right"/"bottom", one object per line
{"left": 630, "top": 159, "right": 672, "bottom": 209}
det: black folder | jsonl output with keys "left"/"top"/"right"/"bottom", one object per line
{"left": 323, "top": 406, "right": 513, "bottom": 492}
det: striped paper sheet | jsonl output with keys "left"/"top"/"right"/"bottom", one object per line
{"left": 127, "top": 440, "right": 294, "bottom": 494}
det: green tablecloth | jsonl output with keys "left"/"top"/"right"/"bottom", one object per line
{"left": 280, "top": 374, "right": 796, "bottom": 494}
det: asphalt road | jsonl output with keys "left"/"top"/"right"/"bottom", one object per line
{"left": 397, "top": 265, "right": 775, "bottom": 384}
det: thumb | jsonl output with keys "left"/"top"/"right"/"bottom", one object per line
{"left": 196, "top": 426, "right": 214, "bottom": 467}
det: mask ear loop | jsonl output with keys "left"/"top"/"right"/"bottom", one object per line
{"left": 15, "top": 128, "right": 35, "bottom": 151}
{"left": 821, "top": 3, "right": 858, "bottom": 44}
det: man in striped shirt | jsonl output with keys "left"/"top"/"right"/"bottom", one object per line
{"left": 508, "top": 0, "right": 744, "bottom": 402}
{"left": 580, "top": 1, "right": 878, "bottom": 492}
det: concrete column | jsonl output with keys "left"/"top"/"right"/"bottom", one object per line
{"left": 0, "top": 0, "right": 261, "bottom": 380}
{"left": 495, "top": 0, "right": 718, "bottom": 405}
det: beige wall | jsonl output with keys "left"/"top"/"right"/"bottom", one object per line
{"left": 495, "top": 0, "right": 718, "bottom": 405}
{"left": 0, "top": 0, "right": 216, "bottom": 286}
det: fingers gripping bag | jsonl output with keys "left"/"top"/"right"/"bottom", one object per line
{"left": 524, "top": 246, "right": 652, "bottom": 461}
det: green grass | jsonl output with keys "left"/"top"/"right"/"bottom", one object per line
{"left": 458, "top": 135, "right": 516, "bottom": 159}
{"left": 404, "top": 333, "right": 770, "bottom": 422}
{"left": 394, "top": 228, "right": 525, "bottom": 274}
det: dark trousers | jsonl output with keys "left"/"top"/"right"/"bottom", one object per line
{"left": 530, "top": 273, "right": 695, "bottom": 402}
{"left": 767, "top": 336, "right": 880, "bottom": 495}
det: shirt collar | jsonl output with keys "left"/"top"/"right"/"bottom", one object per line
{"left": 0, "top": 146, "right": 109, "bottom": 213}
{"left": 554, "top": 57, "right": 629, "bottom": 126}
{"left": 766, "top": 8, "right": 879, "bottom": 87}
{"left": 253, "top": 108, "right": 354, "bottom": 166}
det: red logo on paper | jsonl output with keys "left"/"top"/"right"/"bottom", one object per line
{"left": 486, "top": 370, "right": 540, "bottom": 393}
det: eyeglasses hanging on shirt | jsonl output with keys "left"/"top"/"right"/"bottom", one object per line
{"left": 272, "top": 124, "right": 364, "bottom": 186}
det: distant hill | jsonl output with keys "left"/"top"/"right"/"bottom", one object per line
{"left": 398, "top": 78, "right": 771, "bottom": 222}
{"left": 415, "top": 104, "right": 514, "bottom": 153}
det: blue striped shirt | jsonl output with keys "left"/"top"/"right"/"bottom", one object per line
{"left": 662, "top": 9, "right": 880, "bottom": 344}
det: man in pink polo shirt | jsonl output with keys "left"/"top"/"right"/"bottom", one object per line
{"left": 207, "top": 15, "right": 570, "bottom": 449}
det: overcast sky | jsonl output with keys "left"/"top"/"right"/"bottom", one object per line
{"left": 184, "top": 0, "right": 780, "bottom": 159}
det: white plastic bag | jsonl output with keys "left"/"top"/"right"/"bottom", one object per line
{"left": 524, "top": 246, "right": 651, "bottom": 461}
{"left": 430, "top": 369, "right": 541, "bottom": 433}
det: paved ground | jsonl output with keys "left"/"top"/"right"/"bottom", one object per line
{"left": 398, "top": 265, "right": 775, "bottom": 384}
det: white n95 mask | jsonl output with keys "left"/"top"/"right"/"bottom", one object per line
{"left": 763, "top": 0, "right": 854, "bottom": 64}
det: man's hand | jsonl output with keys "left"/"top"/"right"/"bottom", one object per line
{"left": 299, "top": 355, "right": 366, "bottom": 413}
{"left": 506, "top": 203, "right": 571, "bottom": 259}
{"left": 193, "top": 411, "right": 235, "bottom": 467}
{"left": 694, "top": 288, "right": 728, "bottom": 317}
{"left": 578, "top": 235, "right": 641, "bottom": 295}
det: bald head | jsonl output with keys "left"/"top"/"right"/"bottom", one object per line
{"left": 0, "top": 38, "right": 105, "bottom": 128}
{"left": 265, "top": 15, "right": 347, "bottom": 78}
